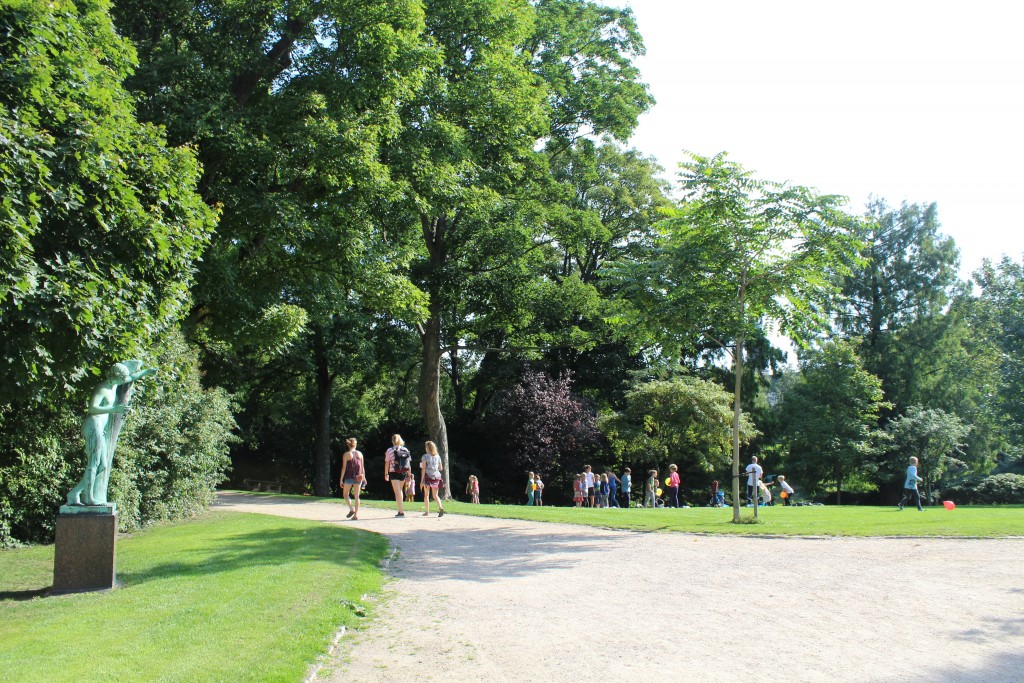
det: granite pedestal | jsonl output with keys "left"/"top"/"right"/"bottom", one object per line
{"left": 52, "top": 508, "right": 117, "bottom": 593}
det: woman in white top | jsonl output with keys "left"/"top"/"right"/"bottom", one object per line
{"left": 420, "top": 440, "right": 445, "bottom": 517}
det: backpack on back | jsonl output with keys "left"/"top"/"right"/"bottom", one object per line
{"left": 392, "top": 446, "right": 411, "bottom": 472}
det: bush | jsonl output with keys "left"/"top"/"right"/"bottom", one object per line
{"left": 0, "top": 327, "right": 236, "bottom": 546}
{"left": 943, "top": 474, "right": 1024, "bottom": 505}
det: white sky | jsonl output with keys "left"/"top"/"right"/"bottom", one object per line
{"left": 609, "top": 0, "right": 1024, "bottom": 278}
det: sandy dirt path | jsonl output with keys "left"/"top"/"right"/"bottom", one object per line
{"left": 214, "top": 493, "right": 1024, "bottom": 682}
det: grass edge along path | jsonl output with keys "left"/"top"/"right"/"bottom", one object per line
{"left": 0, "top": 511, "right": 390, "bottom": 683}
{"left": 227, "top": 491, "right": 1024, "bottom": 538}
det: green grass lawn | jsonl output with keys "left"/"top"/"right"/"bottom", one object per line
{"left": 346, "top": 495, "right": 1024, "bottom": 537}
{"left": 0, "top": 511, "right": 389, "bottom": 683}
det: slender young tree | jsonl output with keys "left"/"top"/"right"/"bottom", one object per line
{"left": 613, "top": 152, "right": 859, "bottom": 521}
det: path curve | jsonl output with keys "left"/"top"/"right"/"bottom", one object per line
{"left": 214, "top": 492, "right": 1024, "bottom": 682}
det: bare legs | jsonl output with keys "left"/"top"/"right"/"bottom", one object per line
{"left": 342, "top": 483, "right": 360, "bottom": 520}
{"left": 390, "top": 478, "right": 405, "bottom": 515}
{"left": 423, "top": 485, "right": 444, "bottom": 515}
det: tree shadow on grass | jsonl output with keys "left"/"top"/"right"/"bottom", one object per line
{"left": 118, "top": 524, "right": 381, "bottom": 586}
{"left": 0, "top": 588, "right": 50, "bottom": 601}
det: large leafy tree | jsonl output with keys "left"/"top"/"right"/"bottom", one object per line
{"left": 113, "top": 0, "right": 429, "bottom": 494}
{"left": 384, "top": 0, "right": 653, "bottom": 494}
{"left": 974, "top": 256, "right": 1024, "bottom": 452}
{"left": 0, "top": 0, "right": 215, "bottom": 405}
{"left": 781, "top": 341, "right": 888, "bottom": 503}
{"left": 836, "top": 199, "right": 961, "bottom": 411}
{"left": 614, "top": 152, "right": 859, "bottom": 520}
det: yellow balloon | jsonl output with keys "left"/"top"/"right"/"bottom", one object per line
{"left": 656, "top": 488, "right": 663, "bottom": 497}
{"left": 664, "top": 477, "right": 671, "bottom": 486}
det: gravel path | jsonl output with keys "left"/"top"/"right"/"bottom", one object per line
{"left": 214, "top": 492, "right": 1024, "bottom": 682}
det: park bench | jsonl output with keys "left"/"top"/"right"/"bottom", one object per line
{"left": 243, "top": 479, "right": 283, "bottom": 493}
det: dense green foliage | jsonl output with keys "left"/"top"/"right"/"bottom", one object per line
{"left": 0, "top": 0, "right": 215, "bottom": 404}
{"left": 0, "top": 512, "right": 389, "bottom": 681}
{"left": 0, "top": 327, "right": 235, "bottom": 545}
{"left": 1, "top": 0, "right": 1022, "bottom": 541}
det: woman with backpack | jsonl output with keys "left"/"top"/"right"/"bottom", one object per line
{"left": 385, "top": 434, "right": 412, "bottom": 517}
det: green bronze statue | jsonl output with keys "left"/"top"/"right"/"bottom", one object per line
{"left": 66, "top": 360, "right": 157, "bottom": 508}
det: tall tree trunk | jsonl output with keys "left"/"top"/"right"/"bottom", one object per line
{"left": 731, "top": 273, "right": 747, "bottom": 523}
{"left": 418, "top": 214, "right": 453, "bottom": 498}
{"left": 731, "top": 334, "right": 744, "bottom": 523}
{"left": 313, "top": 344, "right": 333, "bottom": 497}
{"left": 418, "top": 312, "right": 451, "bottom": 498}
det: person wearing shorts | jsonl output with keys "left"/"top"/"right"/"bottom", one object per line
{"left": 340, "top": 437, "right": 365, "bottom": 520}
{"left": 420, "top": 440, "right": 445, "bottom": 517}
{"left": 385, "top": 434, "right": 411, "bottom": 517}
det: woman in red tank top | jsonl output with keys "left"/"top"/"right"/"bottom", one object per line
{"left": 340, "top": 438, "right": 365, "bottom": 520}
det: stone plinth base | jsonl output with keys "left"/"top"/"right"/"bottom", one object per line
{"left": 52, "top": 512, "right": 117, "bottom": 594}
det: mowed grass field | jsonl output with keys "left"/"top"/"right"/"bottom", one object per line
{"left": 356, "top": 497, "right": 1024, "bottom": 537}
{"left": 0, "top": 512, "right": 389, "bottom": 683}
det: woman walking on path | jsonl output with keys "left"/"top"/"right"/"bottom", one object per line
{"left": 421, "top": 440, "right": 445, "bottom": 517}
{"left": 526, "top": 472, "right": 536, "bottom": 506}
{"left": 385, "top": 434, "right": 412, "bottom": 517}
{"left": 898, "top": 457, "right": 925, "bottom": 511}
{"left": 340, "top": 438, "right": 365, "bottom": 520}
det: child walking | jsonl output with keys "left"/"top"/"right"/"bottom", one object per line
{"left": 535, "top": 474, "right": 545, "bottom": 506}
{"left": 573, "top": 474, "right": 584, "bottom": 507}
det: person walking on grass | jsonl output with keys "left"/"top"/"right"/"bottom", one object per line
{"left": 573, "top": 474, "right": 584, "bottom": 507}
{"left": 526, "top": 472, "right": 537, "bottom": 506}
{"left": 535, "top": 473, "right": 545, "bottom": 506}
{"left": 645, "top": 469, "right": 658, "bottom": 508}
{"left": 898, "top": 456, "right": 925, "bottom": 511}
{"left": 385, "top": 434, "right": 412, "bottom": 517}
{"left": 621, "top": 468, "right": 632, "bottom": 508}
{"left": 340, "top": 438, "right": 365, "bottom": 520}
{"left": 420, "top": 440, "right": 445, "bottom": 517}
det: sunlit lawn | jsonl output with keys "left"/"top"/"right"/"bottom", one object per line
{"left": 349, "top": 496, "right": 1024, "bottom": 537}
{"left": 0, "top": 512, "right": 389, "bottom": 682}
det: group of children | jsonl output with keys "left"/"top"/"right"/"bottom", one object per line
{"left": 558, "top": 460, "right": 797, "bottom": 509}
{"left": 570, "top": 465, "right": 632, "bottom": 508}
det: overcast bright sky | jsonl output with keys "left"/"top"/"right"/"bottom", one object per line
{"left": 609, "top": 0, "right": 1024, "bottom": 278}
